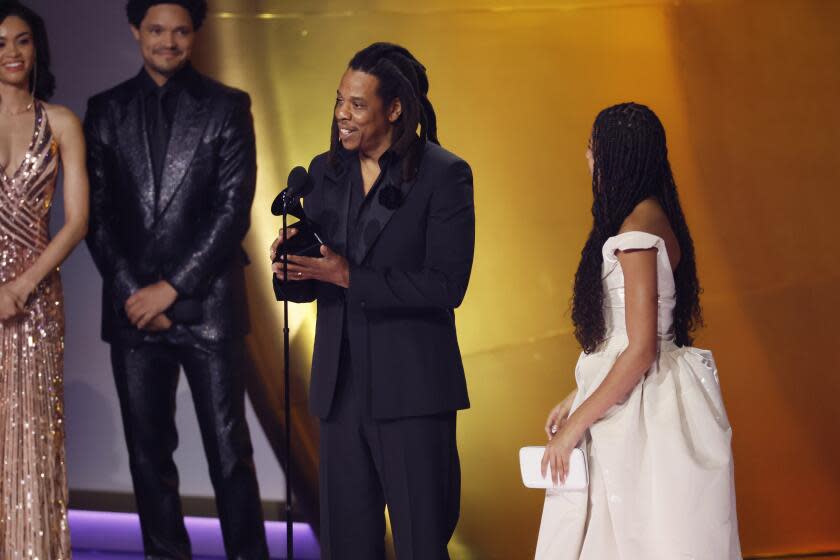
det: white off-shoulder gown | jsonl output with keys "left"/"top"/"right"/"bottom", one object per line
{"left": 535, "top": 231, "right": 741, "bottom": 560}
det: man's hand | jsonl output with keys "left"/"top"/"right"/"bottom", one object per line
{"left": 272, "top": 245, "right": 350, "bottom": 289}
{"left": 269, "top": 227, "right": 298, "bottom": 262}
{"left": 144, "top": 313, "right": 173, "bottom": 332}
{"left": 125, "top": 280, "right": 178, "bottom": 329}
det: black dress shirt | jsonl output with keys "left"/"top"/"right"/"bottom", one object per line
{"left": 345, "top": 150, "right": 395, "bottom": 266}
{"left": 342, "top": 151, "right": 395, "bottom": 338}
{"left": 341, "top": 151, "right": 397, "bottom": 416}
{"left": 138, "top": 64, "right": 195, "bottom": 193}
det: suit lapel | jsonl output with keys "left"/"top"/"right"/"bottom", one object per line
{"left": 156, "top": 87, "right": 211, "bottom": 217}
{"left": 116, "top": 88, "right": 156, "bottom": 229}
{"left": 321, "top": 162, "right": 351, "bottom": 256}
{"left": 354, "top": 159, "right": 417, "bottom": 264}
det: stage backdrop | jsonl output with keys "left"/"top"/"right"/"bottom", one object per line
{"left": 197, "top": 0, "right": 840, "bottom": 557}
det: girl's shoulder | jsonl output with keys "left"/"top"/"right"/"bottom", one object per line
{"left": 41, "top": 102, "right": 82, "bottom": 142}
{"left": 619, "top": 199, "right": 681, "bottom": 267}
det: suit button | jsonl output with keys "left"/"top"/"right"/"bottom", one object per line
{"left": 360, "top": 300, "right": 366, "bottom": 309}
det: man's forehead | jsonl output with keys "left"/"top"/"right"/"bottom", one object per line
{"left": 339, "top": 71, "right": 378, "bottom": 94}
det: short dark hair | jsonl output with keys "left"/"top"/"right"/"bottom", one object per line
{"left": 0, "top": 1, "right": 55, "bottom": 100}
{"left": 125, "top": 0, "right": 208, "bottom": 30}
{"left": 329, "top": 42, "right": 438, "bottom": 183}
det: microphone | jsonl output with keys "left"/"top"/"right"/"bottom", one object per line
{"left": 271, "top": 166, "right": 313, "bottom": 216}
{"left": 271, "top": 166, "right": 325, "bottom": 254}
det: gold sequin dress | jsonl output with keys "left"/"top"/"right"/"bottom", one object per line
{"left": 0, "top": 102, "right": 70, "bottom": 559}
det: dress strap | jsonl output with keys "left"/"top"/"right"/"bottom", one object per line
{"left": 600, "top": 231, "right": 675, "bottom": 292}
{"left": 602, "top": 231, "right": 667, "bottom": 264}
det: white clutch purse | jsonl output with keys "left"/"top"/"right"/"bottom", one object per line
{"left": 519, "top": 446, "right": 588, "bottom": 490}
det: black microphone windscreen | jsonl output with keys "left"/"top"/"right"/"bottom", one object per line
{"left": 287, "top": 166, "right": 309, "bottom": 193}
{"left": 272, "top": 166, "right": 313, "bottom": 215}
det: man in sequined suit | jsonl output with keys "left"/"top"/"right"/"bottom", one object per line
{"left": 83, "top": 2, "right": 268, "bottom": 558}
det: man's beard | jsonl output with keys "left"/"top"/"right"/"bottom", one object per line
{"left": 150, "top": 51, "right": 186, "bottom": 76}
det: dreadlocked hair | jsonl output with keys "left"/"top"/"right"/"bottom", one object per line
{"left": 572, "top": 102, "right": 703, "bottom": 353}
{"left": 328, "top": 42, "right": 438, "bottom": 182}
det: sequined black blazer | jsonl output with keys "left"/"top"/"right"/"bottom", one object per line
{"left": 275, "top": 142, "right": 475, "bottom": 419}
{"left": 84, "top": 68, "right": 256, "bottom": 344}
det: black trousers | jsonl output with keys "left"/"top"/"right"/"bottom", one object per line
{"left": 319, "top": 340, "right": 461, "bottom": 560}
{"left": 110, "top": 334, "right": 268, "bottom": 560}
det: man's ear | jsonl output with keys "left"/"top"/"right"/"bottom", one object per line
{"left": 388, "top": 98, "right": 402, "bottom": 123}
{"left": 130, "top": 25, "right": 141, "bottom": 41}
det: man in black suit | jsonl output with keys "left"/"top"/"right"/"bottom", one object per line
{"left": 84, "top": 1, "right": 268, "bottom": 558}
{"left": 271, "top": 43, "right": 475, "bottom": 559}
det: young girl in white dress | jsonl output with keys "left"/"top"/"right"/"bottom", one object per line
{"left": 535, "top": 103, "right": 741, "bottom": 560}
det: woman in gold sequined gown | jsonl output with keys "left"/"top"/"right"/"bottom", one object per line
{"left": 0, "top": 4, "right": 89, "bottom": 558}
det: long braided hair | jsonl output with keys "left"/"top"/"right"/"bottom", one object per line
{"left": 328, "top": 42, "right": 438, "bottom": 182}
{"left": 572, "top": 102, "right": 702, "bottom": 353}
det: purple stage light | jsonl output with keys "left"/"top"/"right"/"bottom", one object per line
{"left": 69, "top": 509, "right": 320, "bottom": 559}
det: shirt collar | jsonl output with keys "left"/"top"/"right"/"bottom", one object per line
{"left": 341, "top": 145, "right": 399, "bottom": 169}
{"left": 138, "top": 62, "right": 197, "bottom": 97}
{"left": 378, "top": 148, "right": 398, "bottom": 169}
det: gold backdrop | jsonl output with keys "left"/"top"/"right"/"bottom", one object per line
{"left": 194, "top": 1, "right": 840, "bottom": 557}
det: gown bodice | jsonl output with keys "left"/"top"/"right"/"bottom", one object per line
{"left": 0, "top": 101, "right": 59, "bottom": 284}
{"left": 601, "top": 230, "right": 676, "bottom": 341}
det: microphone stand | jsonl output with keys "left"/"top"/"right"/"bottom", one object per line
{"left": 281, "top": 195, "right": 294, "bottom": 559}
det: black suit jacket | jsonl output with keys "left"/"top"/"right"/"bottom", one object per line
{"left": 84, "top": 68, "right": 256, "bottom": 345}
{"left": 275, "top": 142, "right": 474, "bottom": 419}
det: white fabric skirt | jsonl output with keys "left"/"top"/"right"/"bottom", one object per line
{"left": 535, "top": 336, "right": 741, "bottom": 560}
